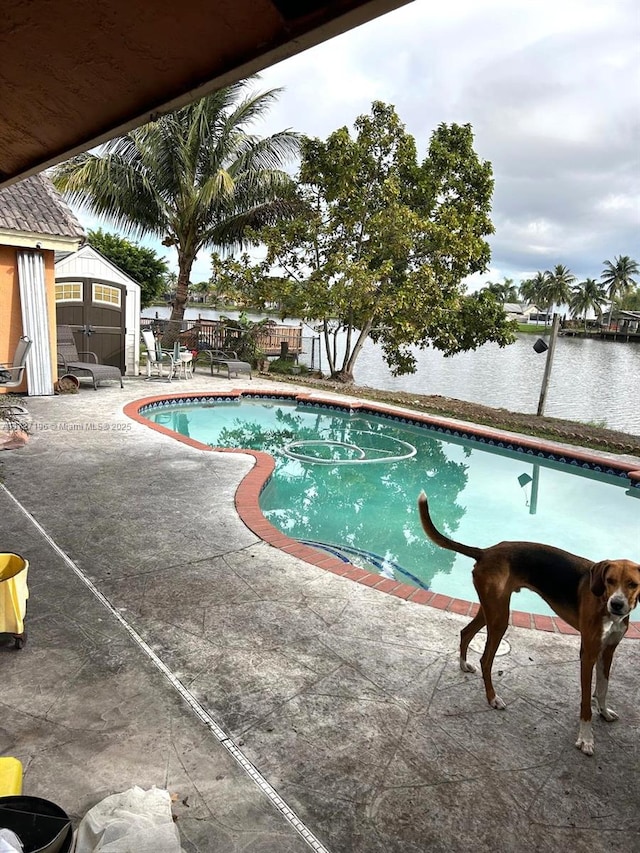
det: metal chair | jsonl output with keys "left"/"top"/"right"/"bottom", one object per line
{"left": 141, "top": 329, "right": 177, "bottom": 381}
{"left": 0, "top": 336, "right": 32, "bottom": 388}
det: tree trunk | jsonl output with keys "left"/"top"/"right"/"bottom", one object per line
{"left": 164, "top": 251, "right": 195, "bottom": 346}
{"left": 322, "top": 321, "right": 336, "bottom": 376}
{"left": 343, "top": 320, "right": 372, "bottom": 377}
{"left": 329, "top": 369, "right": 354, "bottom": 383}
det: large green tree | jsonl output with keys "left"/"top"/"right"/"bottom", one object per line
{"left": 255, "top": 102, "right": 515, "bottom": 382}
{"left": 86, "top": 228, "right": 168, "bottom": 308}
{"left": 209, "top": 251, "right": 267, "bottom": 308}
{"left": 52, "top": 81, "right": 300, "bottom": 334}
{"left": 600, "top": 255, "right": 639, "bottom": 326}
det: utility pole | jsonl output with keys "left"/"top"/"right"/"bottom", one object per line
{"left": 536, "top": 313, "right": 561, "bottom": 417}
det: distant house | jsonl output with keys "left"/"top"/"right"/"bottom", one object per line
{"left": 503, "top": 302, "right": 541, "bottom": 323}
{"left": 610, "top": 309, "right": 640, "bottom": 334}
{"left": 0, "top": 174, "right": 84, "bottom": 395}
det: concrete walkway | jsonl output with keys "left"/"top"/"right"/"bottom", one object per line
{"left": 1, "top": 374, "right": 638, "bottom": 853}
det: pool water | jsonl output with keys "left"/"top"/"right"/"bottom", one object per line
{"left": 147, "top": 399, "right": 639, "bottom": 617}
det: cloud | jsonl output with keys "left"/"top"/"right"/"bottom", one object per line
{"left": 75, "top": 0, "right": 640, "bottom": 287}
{"left": 254, "top": 0, "right": 640, "bottom": 284}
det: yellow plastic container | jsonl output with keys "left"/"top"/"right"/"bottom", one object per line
{"left": 0, "top": 553, "right": 29, "bottom": 642}
{"left": 0, "top": 757, "right": 23, "bottom": 795}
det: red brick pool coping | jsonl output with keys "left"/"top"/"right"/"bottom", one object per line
{"left": 124, "top": 390, "right": 640, "bottom": 638}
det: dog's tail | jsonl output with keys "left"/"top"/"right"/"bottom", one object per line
{"left": 417, "top": 491, "right": 483, "bottom": 561}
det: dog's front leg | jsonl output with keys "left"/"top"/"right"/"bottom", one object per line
{"left": 593, "top": 644, "right": 619, "bottom": 722}
{"left": 575, "top": 644, "right": 597, "bottom": 756}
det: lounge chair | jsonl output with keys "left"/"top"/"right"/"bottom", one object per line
{"left": 193, "top": 348, "right": 252, "bottom": 380}
{"left": 0, "top": 337, "right": 32, "bottom": 388}
{"left": 56, "top": 325, "right": 123, "bottom": 390}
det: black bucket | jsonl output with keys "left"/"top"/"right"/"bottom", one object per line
{"left": 533, "top": 338, "right": 548, "bottom": 354}
{"left": 0, "top": 796, "right": 72, "bottom": 853}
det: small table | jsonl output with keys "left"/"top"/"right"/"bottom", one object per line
{"left": 177, "top": 351, "right": 193, "bottom": 379}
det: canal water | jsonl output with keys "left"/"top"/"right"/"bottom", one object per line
{"left": 143, "top": 307, "right": 640, "bottom": 435}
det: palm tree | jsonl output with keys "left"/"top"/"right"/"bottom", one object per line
{"left": 600, "top": 255, "right": 639, "bottom": 327}
{"left": 482, "top": 277, "right": 519, "bottom": 302}
{"left": 569, "top": 278, "right": 607, "bottom": 332}
{"left": 52, "top": 80, "right": 300, "bottom": 332}
{"left": 519, "top": 271, "right": 549, "bottom": 322}
{"left": 543, "top": 264, "right": 575, "bottom": 322}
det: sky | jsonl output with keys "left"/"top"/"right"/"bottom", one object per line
{"left": 81, "top": 0, "right": 640, "bottom": 291}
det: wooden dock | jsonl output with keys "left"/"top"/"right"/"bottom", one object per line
{"left": 559, "top": 329, "right": 640, "bottom": 343}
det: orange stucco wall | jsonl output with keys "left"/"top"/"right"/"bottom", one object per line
{"left": 0, "top": 245, "right": 58, "bottom": 394}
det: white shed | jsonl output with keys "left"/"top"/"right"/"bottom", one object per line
{"left": 55, "top": 245, "right": 141, "bottom": 376}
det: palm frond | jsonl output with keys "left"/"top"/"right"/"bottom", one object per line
{"left": 52, "top": 78, "right": 300, "bottom": 300}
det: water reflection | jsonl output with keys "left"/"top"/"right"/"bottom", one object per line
{"left": 518, "top": 465, "right": 541, "bottom": 514}
{"left": 145, "top": 401, "right": 637, "bottom": 616}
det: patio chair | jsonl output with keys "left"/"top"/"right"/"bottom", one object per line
{"left": 193, "top": 348, "right": 252, "bottom": 380}
{"left": 0, "top": 337, "right": 32, "bottom": 388}
{"left": 141, "top": 328, "right": 178, "bottom": 381}
{"left": 56, "top": 325, "right": 123, "bottom": 390}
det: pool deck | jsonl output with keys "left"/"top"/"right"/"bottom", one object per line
{"left": 1, "top": 373, "right": 639, "bottom": 853}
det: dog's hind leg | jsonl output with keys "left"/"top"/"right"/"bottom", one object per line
{"left": 460, "top": 608, "right": 486, "bottom": 673}
{"left": 479, "top": 596, "right": 511, "bottom": 710}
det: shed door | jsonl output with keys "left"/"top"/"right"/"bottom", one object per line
{"left": 55, "top": 278, "right": 126, "bottom": 372}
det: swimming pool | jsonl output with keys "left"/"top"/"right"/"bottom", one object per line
{"left": 135, "top": 392, "right": 640, "bottom": 620}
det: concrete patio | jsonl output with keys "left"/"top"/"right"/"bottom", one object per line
{"left": 1, "top": 373, "right": 638, "bottom": 853}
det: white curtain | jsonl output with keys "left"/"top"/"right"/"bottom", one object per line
{"left": 17, "top": 249, "right": 54, "bottom": 396}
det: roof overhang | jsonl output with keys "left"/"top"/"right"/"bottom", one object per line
{"left": 0, "top": 0, "right": 411, "bottom": 189}
{"left": 0, "top": 230, "right": 83, "bottom": 254}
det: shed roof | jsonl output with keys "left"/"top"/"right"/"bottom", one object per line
{"left": 0, "top": 174, "right": 85, "bottom": 242}
{"left": 55, "top": 244, "right": 141, "bottom": 290}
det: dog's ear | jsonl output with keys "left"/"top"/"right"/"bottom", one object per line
{"left": 590, "top": 561, "right": 610, "bottom": 597}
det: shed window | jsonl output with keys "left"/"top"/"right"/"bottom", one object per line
{"left": 55, "top": 281, "right": 83, "bottom": 302}
{"left": 93, "top": 283, "right": 121, "bottom": 307}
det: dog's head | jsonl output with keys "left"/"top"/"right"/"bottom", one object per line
{"left": 590, "top": 559, "right": 640, "bottom": 618}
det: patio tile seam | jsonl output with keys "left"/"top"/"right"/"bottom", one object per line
{"left": 1, "top": 483, "right": 331, "bottom": 853}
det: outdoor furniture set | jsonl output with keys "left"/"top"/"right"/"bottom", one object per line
{"left": 141, "top": 329, "right": 195, "bottom": 381}
{"left": 142, "top": 329, "right": 252, "bottom": 382}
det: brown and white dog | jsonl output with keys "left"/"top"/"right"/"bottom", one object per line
{"left": 417, "top": 491, "right": 640, "bottom": 755}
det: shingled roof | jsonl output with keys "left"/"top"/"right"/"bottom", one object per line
{"left": 0, "top": 173, "right": 85, "bottom": 240}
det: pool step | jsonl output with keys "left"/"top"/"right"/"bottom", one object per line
{"left": 299, "top": 539, "right": 429, "bottom": 590}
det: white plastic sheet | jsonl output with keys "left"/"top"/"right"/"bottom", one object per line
{"left": 74, "top": 787, "right": 183, "bottom": 853}
{"left": 0, "top": 829, "right": 23, "bottom": 853}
